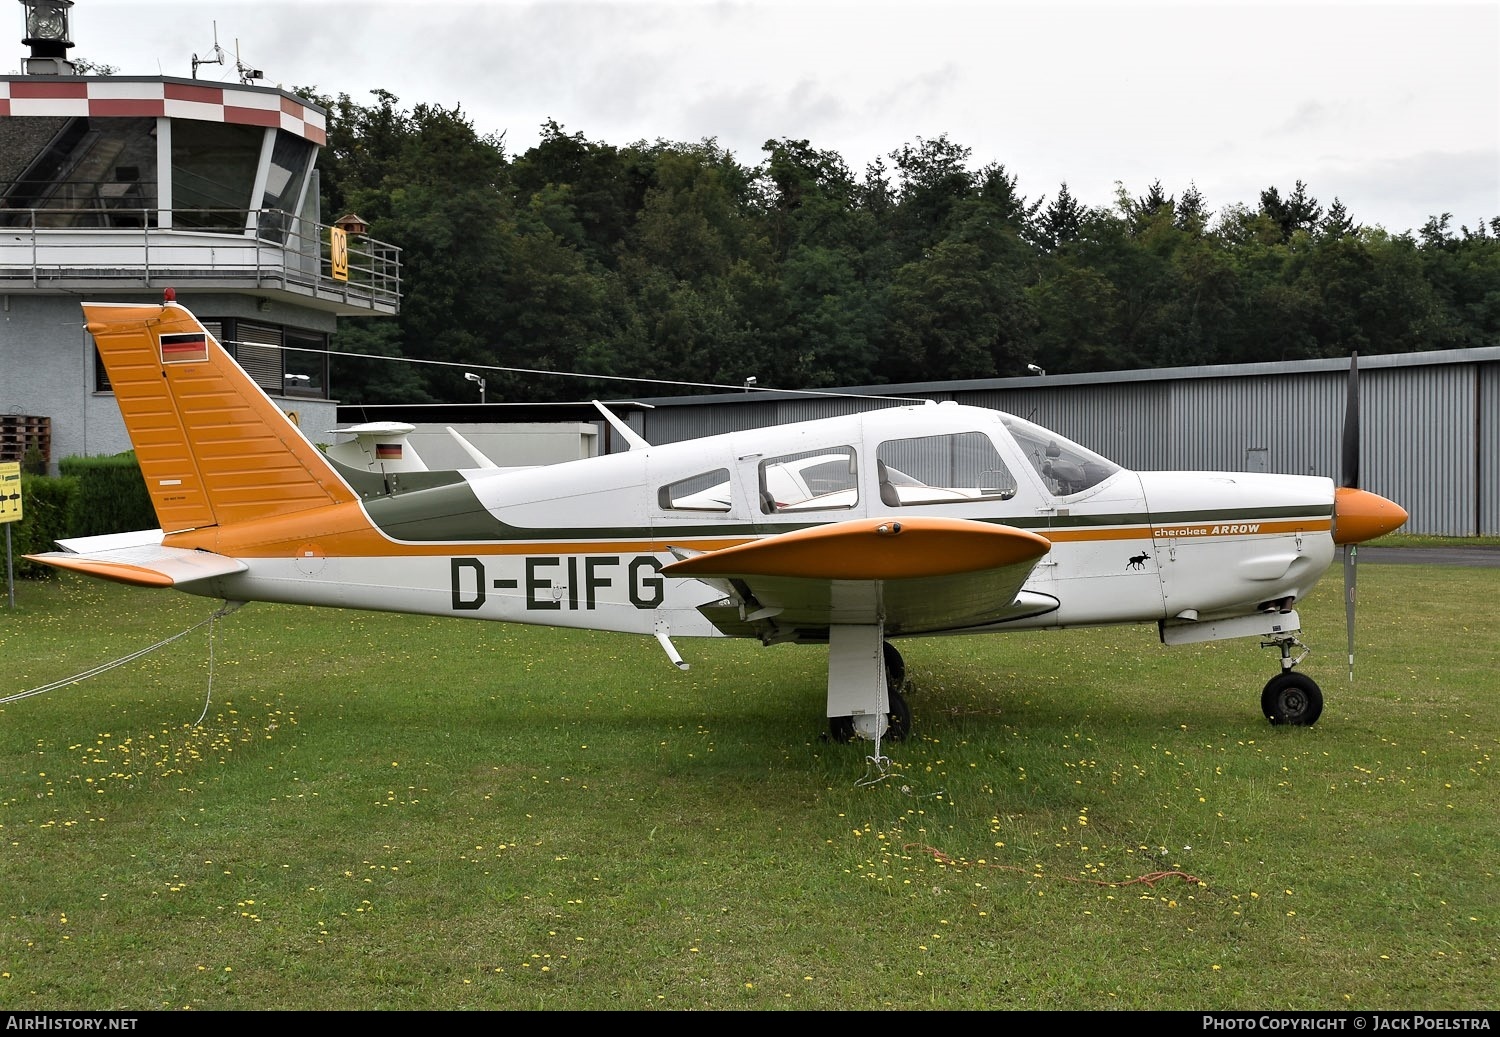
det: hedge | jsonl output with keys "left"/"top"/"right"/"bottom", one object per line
{"left": 9, "top": 454, "right": 156, "bottom": 580}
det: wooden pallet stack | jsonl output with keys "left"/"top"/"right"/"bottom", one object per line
{"left": 0, "top": 415, "right": 51, "bottom": 468}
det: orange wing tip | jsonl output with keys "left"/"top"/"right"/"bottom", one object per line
{"left": 1333, "top": 487, "right": 1409, "bottom": 544}
{"left": 26, "top": 554, "right": 175, "bottom": 588}
{"left": 662, "top": 517, "right": 1051, "bottom": 582}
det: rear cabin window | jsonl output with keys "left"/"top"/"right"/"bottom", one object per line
{"left": 658, "top": 469, "right": 732, "bottom": 512}
{"left": 759, "top": 447, "right": 859, "bottom": 513}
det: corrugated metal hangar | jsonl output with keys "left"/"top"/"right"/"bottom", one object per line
{"left": 611, "top": 347, "right": 1500, "bottom": 538}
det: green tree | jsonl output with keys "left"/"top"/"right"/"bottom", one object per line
{"left": 316, "top": 94, "right": 514, "bottom": 402}
{"left": 1258, "top": 180, "right": 1323, "bottom": 242}
{"left": 509, "top": 121, "right": 645, "bottom": 270}
{"left": 1032, "top": 182, "right": 1089, "bottom": 250}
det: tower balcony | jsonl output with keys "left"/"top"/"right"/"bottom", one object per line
{"left": 0, "top": 205, "right": 401, "bottom": 316}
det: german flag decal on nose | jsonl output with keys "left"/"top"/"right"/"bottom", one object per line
{"left": 160, "top": 331, "right": 208, "bottom": 363}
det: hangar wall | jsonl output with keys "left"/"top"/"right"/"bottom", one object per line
{"left": 619, "top": 348, "right": 1500, "bottom": 537}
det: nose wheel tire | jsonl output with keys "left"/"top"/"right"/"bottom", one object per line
{"left": 1262, "top": 672, "right": 1324, "bottom": 727}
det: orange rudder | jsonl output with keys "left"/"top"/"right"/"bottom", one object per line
{"left": 83, "top": 301, "right": 358, "bottom": 534}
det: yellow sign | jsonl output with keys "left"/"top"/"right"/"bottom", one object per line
{"left": 0, "top": 462, "right": 21, "bottom": 524}
{"left": 330, "top": 226, "right": 349, "bottom": 282}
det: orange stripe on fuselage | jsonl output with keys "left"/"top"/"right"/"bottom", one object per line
{"left": 162, "top": 503, "right": 758, "bottom": 558}
{"left": 163, "top": 510, "right": 1331, "bottom": 559}
{"left": 1044, "top": 518, "right": 1331, "bottom": 543}
{"left": 1142, "top": 519, "right": 1330, "bottom": 540}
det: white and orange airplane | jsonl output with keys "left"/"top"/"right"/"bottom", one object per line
{"left": 31, "top": 299, "right": 1408, "bottom": 743}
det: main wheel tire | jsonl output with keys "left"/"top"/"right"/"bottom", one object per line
{"left": 885, "top": 688, "right": 911, "bottom": 742}
{"left": 1261, "top": 672, "right": 1324, "bottom": 727}
{"left": 827, "top": 689, "right": 911, "bottom": 743}
{"left": 883, "top": 641, "right": 906, "bottom": 693}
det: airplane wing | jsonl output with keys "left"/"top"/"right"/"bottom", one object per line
{"left": 27, "top": 530, "right": 247, "bottom": 589}
{"left": 662, "top": 517, "right": 1056, "bottom": 638}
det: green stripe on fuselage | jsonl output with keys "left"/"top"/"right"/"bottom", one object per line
{"left": 358, "top": 474, "right": 1333, "bottom": 546}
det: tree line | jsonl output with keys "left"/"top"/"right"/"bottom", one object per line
{"left": 306, "top": 90, "right": 1500, "bottom": 404}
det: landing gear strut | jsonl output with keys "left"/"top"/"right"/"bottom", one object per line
{"left": 828, "top": 639, "right": 910, "bottom": 743}
{"left": 1260, "top": 631, "right": 1324, "bottom": 726}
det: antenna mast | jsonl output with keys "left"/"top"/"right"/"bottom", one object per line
{"left": 190, "top": 22, "right": 225, "bottom": 79}
{"left": 190, "top": 23, "right": 264, "bottom": 84}
{"left": 233, "top": 39, "right": 263, "bottom": 85}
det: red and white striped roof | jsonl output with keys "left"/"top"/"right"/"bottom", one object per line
{"left": 0, "top": 76, "right": 327, "bottom": 145}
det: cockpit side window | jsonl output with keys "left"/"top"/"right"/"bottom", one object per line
{"left": 875, "top": 433, "right": 1017, "bottom": 505}
{"left": 1001, "top": 416, "right": 1120, "bottom": 497}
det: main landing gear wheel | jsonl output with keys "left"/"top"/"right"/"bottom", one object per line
{"left": 827, "top": 639, "right": 912, "bottom": 743}
{"left": 1261, "top": 672, "right": 1324, "bottom": 727}
{"left": 828, "top": 687, "right": 910, "bottom": 743}
{"left": 885, "top": 687, "right": 911, "bottom": 740}
{"left": 883, "top": 641, "right": 906, "bottom": 693}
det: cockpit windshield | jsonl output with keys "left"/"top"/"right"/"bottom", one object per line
{"left": 1001, "top": 415, "right": 1120, "bottom": 497}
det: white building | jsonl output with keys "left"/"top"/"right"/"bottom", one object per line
{"left": 1, "top": 1, "right": 401, "bottom": 472}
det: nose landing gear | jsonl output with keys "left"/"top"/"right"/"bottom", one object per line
{"left": 1260, "top": 631, "right": 1324, "bottom": 726}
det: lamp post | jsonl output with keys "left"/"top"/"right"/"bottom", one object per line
{"left": 464, "top": 372, "right": 486, "bottom": 403}
{"left": 1027, "top": 364, "right": 1046, "bottom": 377}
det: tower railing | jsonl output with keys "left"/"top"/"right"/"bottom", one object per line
{"left": 0, "top": 206, "right": 401, "bottom": 313}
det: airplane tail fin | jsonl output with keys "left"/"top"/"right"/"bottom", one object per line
{"left": 83, "top": 301, "right": 357, "bottom": 534}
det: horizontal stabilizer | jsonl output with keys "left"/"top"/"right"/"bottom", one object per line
{"left": 55, "top": 528, "right": 166, "bottom": 554}
{"left": 27, "top": 542, "right": 247, "bottom": 589}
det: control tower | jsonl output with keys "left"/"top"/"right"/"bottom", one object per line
{"left": 1, "top": 1, "right": 402, "bottom": 472}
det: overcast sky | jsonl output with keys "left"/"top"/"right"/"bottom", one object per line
{"left": 20, "top": 0, "right": 1500, "bottom": 235}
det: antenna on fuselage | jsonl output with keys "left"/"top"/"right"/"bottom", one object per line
{"left": 593, "top": 400, "right": 652, "bottom": 451}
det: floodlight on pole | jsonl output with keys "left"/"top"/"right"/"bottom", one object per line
{"left": 464, "top": 372, "right": 486, "bottom": 403}
{"left": 1027, "top": 364, "right": 1046, "bottom": 376}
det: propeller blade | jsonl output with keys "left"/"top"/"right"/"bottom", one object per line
{"left": 1344, "top": 543, "right": 1357, "bottom": 681}
{"left": 1341, "top": 351, "right": 1360, "bottom": 679}
{"left": 1341, "top": 352, "right": 1360, "bottom": 488}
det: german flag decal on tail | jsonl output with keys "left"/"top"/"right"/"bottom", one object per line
{"left": 160, "top": 332, "right": 209, "bottom": 363}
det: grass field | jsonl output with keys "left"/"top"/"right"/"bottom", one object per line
{"left": 1, "top": 561, "right": 1494, "bottom": 1011}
